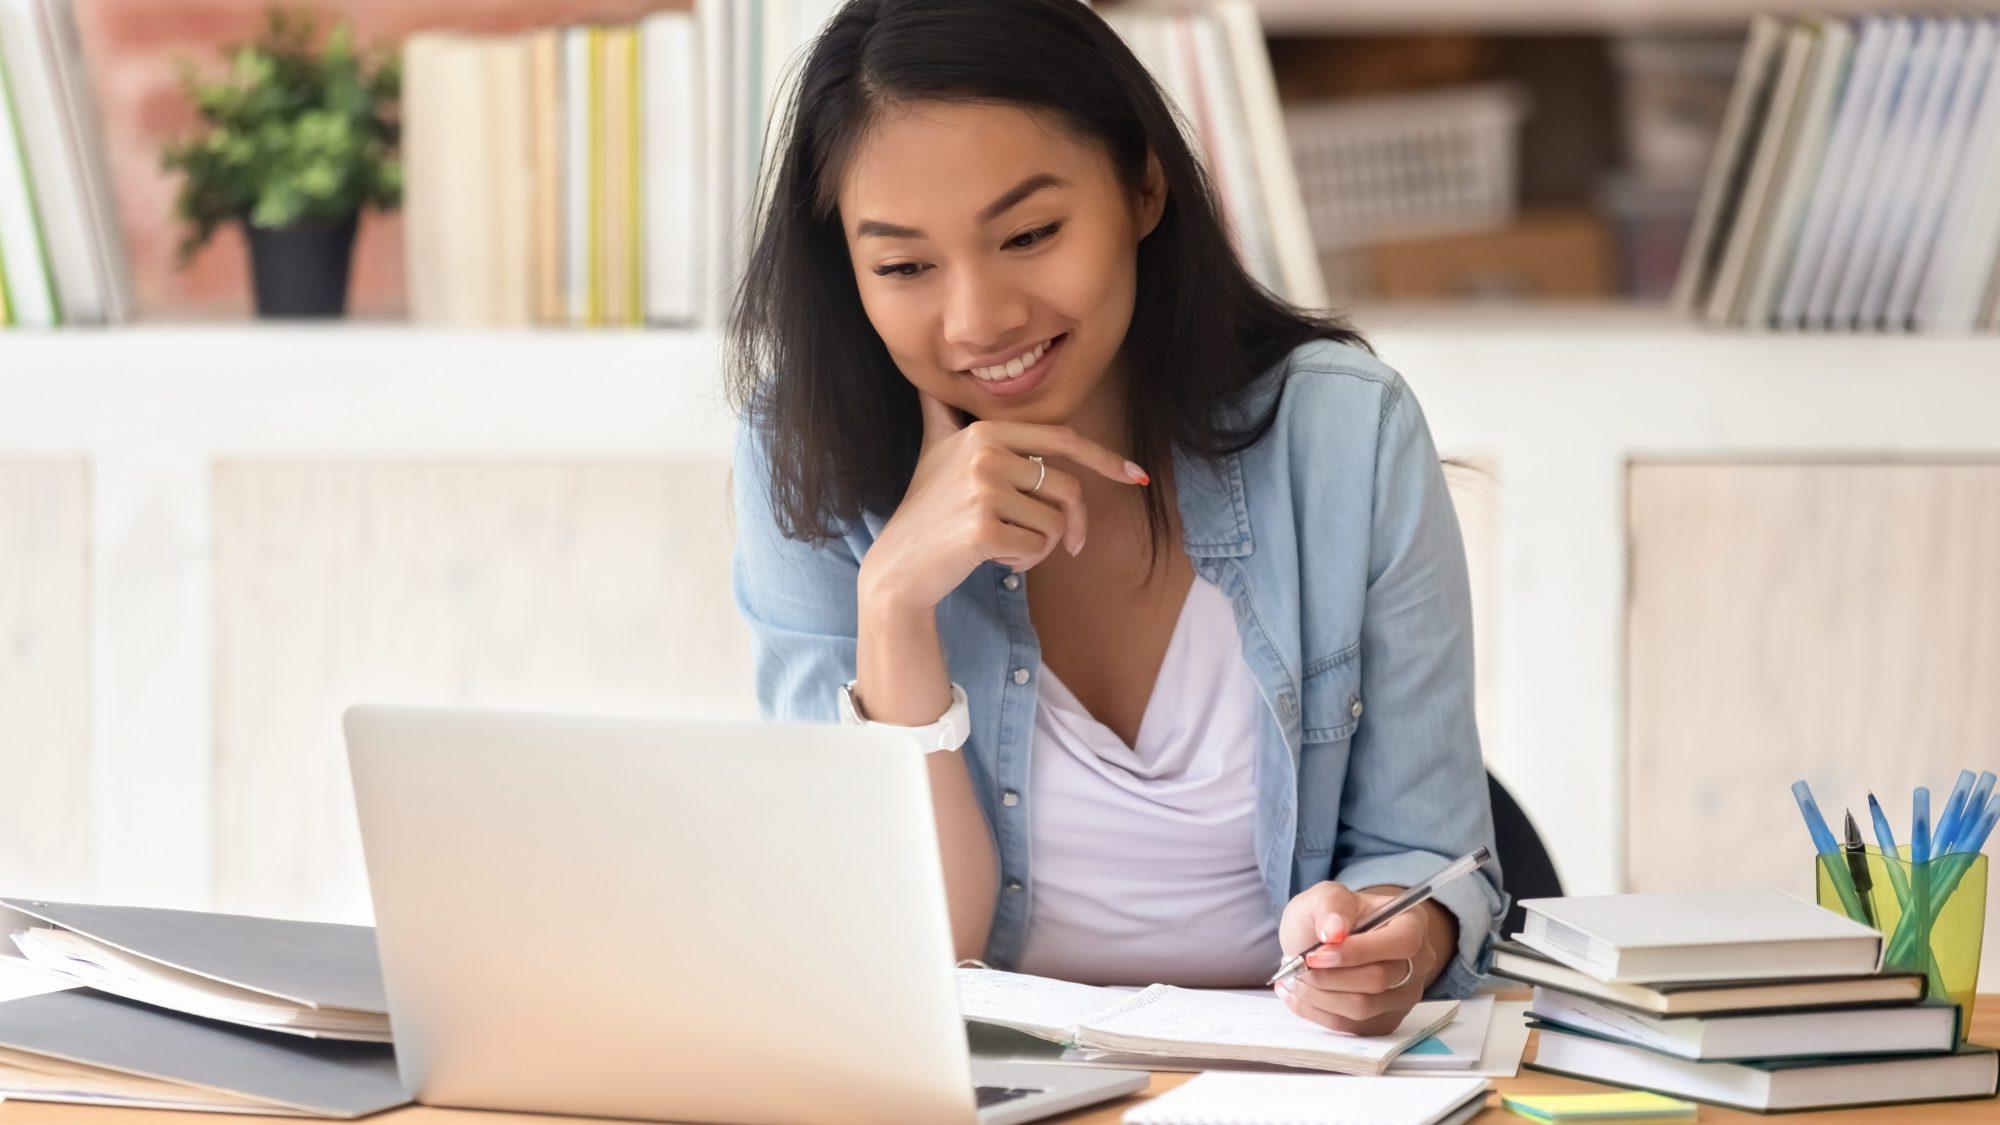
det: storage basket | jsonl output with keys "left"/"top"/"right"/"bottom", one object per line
{"left": 1286, "top": 83, "right": 1531, "bottom": 250}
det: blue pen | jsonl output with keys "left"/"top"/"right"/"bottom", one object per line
{"left": 1795, "top": 781, "right": 1869, "bottom": 923}
{"left": 1963, "top": 791, "right": 2000, "bottom": 855}
{"left": 1934, "top": 770, "right": 1975, "bottom": 854}
{"left": 1912, "top": 787, "right": 1932, "bottom": 867}
{"left": 1951, "top": 771, "right": 1997, "bottom": 852}
{"left": 1792, "top": 780, "right": 1842, "bottom": 854}
{"left": 1866, "top": 793, "right": 1909, "bottom": 906}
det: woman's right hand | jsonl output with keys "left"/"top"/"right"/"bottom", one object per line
{"left": 857, "top": 389, "right": 1150, "bottom": 614}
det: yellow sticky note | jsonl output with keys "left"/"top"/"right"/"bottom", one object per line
{"left": 1502, "top": 1091, "right": 1697, "bottom": 1121}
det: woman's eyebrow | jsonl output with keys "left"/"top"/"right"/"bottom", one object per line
{"left": 854, "top": 172, "right": 1071, "bottom": 239}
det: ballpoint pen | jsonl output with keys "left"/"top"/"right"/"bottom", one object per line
{"left": 1933, "top": 770, "right": 1975, "bottom": 855}
{"left": 1843, "top": 810, "right": 1876, "bottom": 929}
{"left": 1265, "top": 846, "right": 1492, "bottom": 988}
{"left": 1793, "top": 780, "right": 1866, "bottom": 922}
{"left": 1949, "top": 771, "right": 1997, "bottom": 852}
{"left": 1865, "top": 793, "right": 1909, "bottom": 908}
{"left": 1791, "top": 780, "right": 1841, "bottom": 854}
{"left": 1912, "top": 787, "right": 1931, "bottom": 868}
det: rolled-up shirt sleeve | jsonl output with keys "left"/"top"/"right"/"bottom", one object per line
{"left": 1333, "top": 376, "right": 1509, "bottom": 1000}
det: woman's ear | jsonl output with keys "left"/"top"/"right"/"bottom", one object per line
{"left": 1135, "top": 150, "right": 1167, "bottom": 239}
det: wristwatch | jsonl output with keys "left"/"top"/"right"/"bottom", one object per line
{"left": 837, "top": 679, "right": 971, "bottom": 753}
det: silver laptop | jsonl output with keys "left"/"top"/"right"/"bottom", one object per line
{"left": 344, "top": 704, "right": 1146, "bottom": 1125}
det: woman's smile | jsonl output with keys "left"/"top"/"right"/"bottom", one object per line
{"left": 961, "top": 332, "right": 1067, "bottom": 397}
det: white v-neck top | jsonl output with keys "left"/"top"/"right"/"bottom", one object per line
{"left": 1014, "top": 572, "right": 1282, "bottom": 987}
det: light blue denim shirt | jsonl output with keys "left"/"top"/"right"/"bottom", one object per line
{"left": 730, "top": 337, "right": 1507, "bottom": 998}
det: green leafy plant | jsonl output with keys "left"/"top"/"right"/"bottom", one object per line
{"left": 161, "top": 7, "right": 400, "bottom": 265}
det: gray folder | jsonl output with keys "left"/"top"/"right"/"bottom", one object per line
{"left": 0, "top": 898, "right": 386, "bottom": 1013}
{"left": 0, "top": 989, "right": 409, "bottom": 1117}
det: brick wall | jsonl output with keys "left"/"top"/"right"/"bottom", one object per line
{"left": 75, "top": 1, "right": 681, "bottom": 319}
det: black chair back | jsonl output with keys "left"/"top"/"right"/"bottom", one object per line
{"left": 1488, "top": 771, "right": 1563, "bottom": 938}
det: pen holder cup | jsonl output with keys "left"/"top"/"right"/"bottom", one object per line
{"left": 1815, "top": 847, "right": 1985, "bottom": 1041}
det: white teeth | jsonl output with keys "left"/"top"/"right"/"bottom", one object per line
{"left": 970, "top": 337, "right": 1053, "bottom": 381}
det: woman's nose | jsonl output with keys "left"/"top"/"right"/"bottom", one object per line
{"left": 942, "top": 265, "right": 1030, "bottom": 355}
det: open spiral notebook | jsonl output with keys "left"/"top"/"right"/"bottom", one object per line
{"left": 956, "top": 968, "right": 1458, "bottom": 1076}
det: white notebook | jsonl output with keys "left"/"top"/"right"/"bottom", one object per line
{"left": 1123, "top": 1073, "right": 1489, "bottom": 1125}
{"left": 1516, "top": 889, "right": 1882, "bottom": 984}
{"left": 957, "top": 969, "right": 1456, "bottom": 1076}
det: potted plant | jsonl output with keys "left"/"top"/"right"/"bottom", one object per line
{"left": 162, "top": 8, "right": 399, "bottom": 318}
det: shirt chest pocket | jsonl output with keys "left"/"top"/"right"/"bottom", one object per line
{"left": 1294, "top": 646, "right": 1362, "bottom": 858}
{"left": 1300, "top": 644, "right": 1363, "bottom": 743}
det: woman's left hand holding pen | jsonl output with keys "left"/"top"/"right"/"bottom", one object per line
{"left": 1273, "top": 883, "right": 1454, "bottom": 1036}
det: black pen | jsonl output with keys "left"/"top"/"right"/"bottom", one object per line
{"left": 1843, "top": 810, "right": 1876, "bottom": 929}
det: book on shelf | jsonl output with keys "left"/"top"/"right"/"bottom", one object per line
{"left": 1528, "top": 1020, "right": 1999, "bottom": 1113}
{"left": 1678, "top": 12, "right": 2000, "bottom": 333}
{"left": 402, "top": 0, "right": 1322, "bottom": 329}
{"left": 1488, "top": 939, "right": 1926, "bottom": 1017}
{"left": 0, "top": 0, "right": 130, "bottom": 328}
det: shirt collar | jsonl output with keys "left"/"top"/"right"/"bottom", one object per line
{"left": 1172, "top": 440, "right": 1253, "bottom": 559}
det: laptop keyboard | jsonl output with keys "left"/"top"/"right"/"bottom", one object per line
{"left": 974, "top": 1084, "right": 1043, "bottom": 1109}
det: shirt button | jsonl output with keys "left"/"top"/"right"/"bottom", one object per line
{"left": 1001, "top": 573, "right": 1020, "bottom": 591}
{"left": 1350, "top": 695, "right": 1364, "bottom": 719}
{"left": 1002, "top": 789, "right": 1020, "bottom": 807}
{"left": 1012, "top": 667, "right": 1030, "bottom": 685}
{"left": 1005, "top": 878, "right": 1024, "bottom": 892}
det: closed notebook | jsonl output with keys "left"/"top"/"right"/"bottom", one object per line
{"left": 1528, "top": 1021, "right": 1999, "bottom": 1113}
{"left": 1489, "top": 939, "right": 1922, "bottom": 1016}
{"left": 1516, "top": 889, "right": 1882, "bottom": 983}
{"left": 0, "top": 989, "right": 406, "bottom": 1117}
{"left": 1500, "top": 1092, "right": 1694, "bottom": 1121}
{"left": 0, "top": 899, "right": 387, "bottom": 1041}
{"left": 1123, "top": 1073, "right": 1489, "bottom": 1125}
{"left": 1530, "top": 987, "right": 1960, "bottom": 1061}
{"left": 958, "top": 968, "right": 1457, "bottom": 1076}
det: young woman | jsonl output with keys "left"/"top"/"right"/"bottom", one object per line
{"left": 727, "top": 0, "right": 1505, "bottom": 1036}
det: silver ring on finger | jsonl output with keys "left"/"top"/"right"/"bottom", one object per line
{"left": 1025, "top": 454, "right": 1046, "bottom": 494}
{"left": 1391, "top": 958, "right": 1414, "bottom": 989}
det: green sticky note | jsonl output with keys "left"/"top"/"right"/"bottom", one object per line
{"left": 1502, "top": 1092, "right": 1697, "bottom": 1121}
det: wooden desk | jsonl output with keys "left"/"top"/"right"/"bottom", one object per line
{"left": 0, "top": 996, "right": 1990, "bottom": 1125}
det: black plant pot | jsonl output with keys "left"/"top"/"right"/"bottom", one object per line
{"left": 244, "top": 214, "right": 358, "bottom": 318}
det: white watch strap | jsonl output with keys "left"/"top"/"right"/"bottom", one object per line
{"left": 838, "top": 680, "right": 971, "bottom": 753}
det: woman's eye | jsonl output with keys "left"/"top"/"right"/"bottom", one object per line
{"left": 1008, "top": 221, "right": 1061, "bottom": 249}
{"left": 873, "top": 262, "right": 926, "bottom": 279}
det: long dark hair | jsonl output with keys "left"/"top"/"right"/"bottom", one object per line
{"left": 725, "top": 0, "right": 1368, "bottom": 573}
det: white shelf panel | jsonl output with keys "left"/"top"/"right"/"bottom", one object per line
{"left": 2, "top": 307, "right": 1996, "bottom": 458}
{"left": 3, "top": 304, "right": 1996, "bottom": 904}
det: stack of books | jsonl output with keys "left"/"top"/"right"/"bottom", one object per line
{"left": 1499, "top": 889, "right": 1998, "bottom": 1113}
{"left": 0, "top": 0, "right": 132, "bottom": 328}
{"left": 400, "top": 0, "right": 1323, "bottom": 329}
{"left": 1675, "top": 14, "right": 2000, "bottom": 332}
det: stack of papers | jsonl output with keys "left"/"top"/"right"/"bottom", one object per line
{"left": 957, "top": 968, "right": 1456, "bottom": 1076}
{"left": 0, "top": 899, "right": 389, "bottom": 1041}
{"left": 0, "top": 899, "right": 405, "bottom": 1117}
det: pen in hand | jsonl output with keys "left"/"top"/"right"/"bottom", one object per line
{"left": 1265, "top": 846, "right": 1492, "bottom": 988}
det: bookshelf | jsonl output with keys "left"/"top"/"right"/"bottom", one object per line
{"left": 4, "top": 306, "right": 1998, "bottom": 910}
{"left": 1222, "top": 0, "right": 1970, "bottom": 33}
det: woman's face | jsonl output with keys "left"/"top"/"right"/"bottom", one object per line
{"left": 837, "top": 101, "right": 1163, "bottom": 427}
